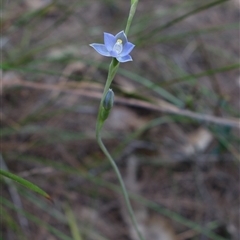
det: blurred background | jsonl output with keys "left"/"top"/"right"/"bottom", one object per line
{"left": 1, "top": 0, "right": 239, "bottom": 240}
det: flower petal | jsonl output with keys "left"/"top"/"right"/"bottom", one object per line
{"left": 116, "top": 54, "right": 133, "bottom": 63}
{"left": 89, "top": 43, "right": 111, "bottom": 57}
{"left": 120, "top": 42, "right": 135, "bottom": 57}
{"left": 109, "top": 51, "right": 118, "bottom": 58}
{"left": 115, "top": 30, "right": 127, "bottom": 45}
{"left": 104, "top": 33, "right": 116, "bottom": 51}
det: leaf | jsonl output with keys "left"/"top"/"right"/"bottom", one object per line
{"left": 65, "top": 204, "right": 83, "bottom": 240}
{"left": 0, "top": 169, "right": 52, "bottom": 202}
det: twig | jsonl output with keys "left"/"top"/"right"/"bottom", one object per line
{"left": 2, "top": 78, "right": 239, "bottom": 129}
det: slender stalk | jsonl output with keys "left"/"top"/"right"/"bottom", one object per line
{"left": 125, "top": 0, "right": 139, "bottom": 35}
{"left": 95, "top": 58, "right": 145, "bottom": 240}
{"left": 96, "top": 135, "right": 144, "bottom": 240}
{"left": 95, "top": 58, "right": 119, "bottom": 132}
{"left": 95, "top": 1, "right": 145, "bottom": 240}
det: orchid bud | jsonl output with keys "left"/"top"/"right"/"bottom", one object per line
{"left": 100, "top": 89, "right": 114, "bottom": 122}
{"left": 103, "top": 89, "right": 114, "bottom": 110}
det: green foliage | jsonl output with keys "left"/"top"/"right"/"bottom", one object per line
{"left": 1, "top": 0, "right": 238, "bottom": 239}
{"left": 0, "top": 169, "right": 51, "bottom": 201}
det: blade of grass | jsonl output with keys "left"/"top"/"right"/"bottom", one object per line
{"left": 3, "top": 58, "right": 238, "bottom": 110}
{"left": 33, "top": 1, "right": 87, "bottom": 42}
{"left": 0, "top": 154, "right": 29, "bottom": 235}
{"left": 1, "top": 61, "right": 184, "bottom": 107}
{"left": 0, "top": 169, "right": 51, "bottom": 201}
{"left": 65, "top": 204, "right": 83, "bottom": 240}
{"left": 163, "top": 63, "right": 240, "bottom": 87}
{"left": 138, "top": 0, "right": 230, "bottom": 44}
{"left": 151, "top": 22, "right": 239, "bottom": 44}
{"left": 12, "top": 153, "right": 228, "bottom": 240}
{"left": 0, "top": 207, "right": 27, "bottom": 240}
{"left": 1, "top": 198, "right": 73, "bottom": 240}
{"left": 12, "top": 2, "right": 55, "bottom": 28}
{"left": 19, "top": 189, "right": 111, "bottom": 240}
{"left": 131, "top": 0, "right": 199, "bottom": 36}
{"left": 117, "top": 67, "right": 184, "bottom": 107}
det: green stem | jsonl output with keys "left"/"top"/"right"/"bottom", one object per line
{"left": 95, "top": 1, "right": 144, "bottom": 240}
{"left": 96, "top": 58, "right": 119, "bottom": 133}
{"left": 95, "top": 59, "right": 145, "bottom": 240}
{"left": 125, "top": 0, "right": 139, "bottom": 35}
{"left": 96, "top": 135, "right": 144, "bottom": 240}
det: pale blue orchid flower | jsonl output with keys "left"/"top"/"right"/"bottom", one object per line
{"left": 90, "top": 31, "right": 135, "bottom": 63}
